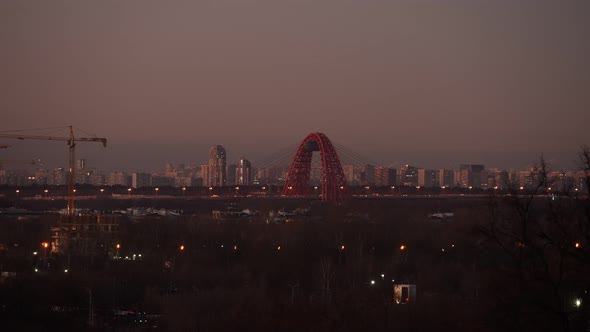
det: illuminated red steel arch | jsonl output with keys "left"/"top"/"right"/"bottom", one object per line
{"left": 282, "top": 132, "right": 347, "bottom": 204}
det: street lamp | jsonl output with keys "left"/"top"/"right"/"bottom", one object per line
{"left": 209, "top": 186, "right": 213, "bottom": 196}
{"left": 15, "top": 189, "right": 20, "bottom": 199}
{"left": 235, "top": 186, "right": 240, "bottom": 196}
{"left": 155, "top": 187, "right": 159, "bottom": 196}
{"left": 44, "top": 189, "right": 49, "bottom": 198}
{"left": 116, "top": 243, "right": 120, "bottom": 258}
{"left": 182, "top": 187, "right": 186, "bottom": 197}
{"left": 127, "top": 188, "right": 132, "bottom": 196}
{"left": 41, "top": 242, "right": 49, "bottom": 264}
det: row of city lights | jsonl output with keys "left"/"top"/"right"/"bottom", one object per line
{"left": 15, "top": 186, "right": 578, "bottom": 197}
{"left": 31, "top": 240, "right": 585, "bottom": 254}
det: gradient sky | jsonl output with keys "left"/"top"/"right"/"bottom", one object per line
{"left": 1, "top": 0, "right": 589, "bottom": 172}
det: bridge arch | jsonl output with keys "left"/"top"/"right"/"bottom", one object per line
{"left": 282, "top": 132, "right": 347, "bottom": 204}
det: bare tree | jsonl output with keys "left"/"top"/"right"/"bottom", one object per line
{"left": 484, "top": 152, "right": 590, "bottom": 332}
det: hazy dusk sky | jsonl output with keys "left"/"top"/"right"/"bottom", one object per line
{"left": 1, "top": 0, "right": 589, "bottom": 172}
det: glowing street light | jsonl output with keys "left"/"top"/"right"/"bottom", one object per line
{"left": 116, "top": 243, "right": 121, "bottom": 258}
{"left": 41, "top": 242, "right": 49, "bottom": 261}
{"left": 100, "top": 188, "right": 104, "bottom": 193}
{"left": 127, "top": 188, "right": 132, "bottom": 196}
{"left": 575, "top": 242, "right": 581, "bottom": 248}
{"left": 15, "top": 189, "right": 20, "bottom": 199}
{"left": 182, "top": 187, "right": 186, "bottom": 197}
{"left": 179, "top": 245, "right": 185, "bottom": 251}
{"left": 155, "top": 187, "right": 159, "bottom": 196}
{"left": 341, "top": 245, "right": 345, "bottom": 251}
{"left": 400, "top": 245, "right": 406, "bottom": 250}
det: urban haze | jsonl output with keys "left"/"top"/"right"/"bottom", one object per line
{"left": 1, "top": 1, "right": 590, "bottom": 331}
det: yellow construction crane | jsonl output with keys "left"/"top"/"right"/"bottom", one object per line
{"left": 0, "top": 126, "right": 107, "bottom": 219}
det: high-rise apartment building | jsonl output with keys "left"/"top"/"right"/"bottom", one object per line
{"left": 132, "top": 172, "right": 152, "bottom": 188}
{"left": 76, "top": 159, "right": 86, "bottom": 171}
{"left": 438, "top": 169, "right": 455, "bottom": 187}
{"left": 398, "top": 165, "right": 419, "bottom": 186}
{"left": 459, "top": 164, "right": 485, "bottom": 188}
{"left": 418, "top": 169, "right": 437, "bottom": 187}
{"left": 364, "top": 165, "right": 375, "bottom": 185}
{"left": 342, "top": 165, "right": 365, "bottom": 185}
{"left": 236, "top": 157, "right": 252, "bottom": 185}
{"left": 108, "top": 171, "right": 128, "bottom": 186}
{"left": 374, "top": 166, "right": 397, "bottom": 186}
{"left": 207, "top": 145, "right": 226, "bottom": 187}
{"left": 48, "top": 167, "right": 67, "bottom": 186}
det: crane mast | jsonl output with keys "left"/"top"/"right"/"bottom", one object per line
{"left": 0, "top": 126, "right": 107, "bottom": 220}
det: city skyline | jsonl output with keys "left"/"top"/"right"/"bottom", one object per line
{"left": 0, "top": 142, "right": 587, "bottom": 195}
{"left": 0, "top": 135, "right": 586, "bottom": 174}
{"left": 0, "top": 139, "right": 580, "bottom": 172}
{"left": 1, "top": 1, "right": 588, "bottom": 172}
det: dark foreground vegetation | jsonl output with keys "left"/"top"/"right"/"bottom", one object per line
{"left": 0, "top": 194, "right": 587, "bottom": 332}
{"left": 0, "top": 147, "right": 589, "bottom": 331}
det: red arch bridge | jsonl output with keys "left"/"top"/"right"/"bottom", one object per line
{"left": 254, "top": 132, "right": 375, "bottom": 204}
